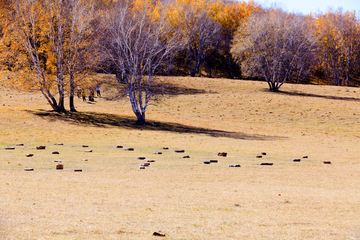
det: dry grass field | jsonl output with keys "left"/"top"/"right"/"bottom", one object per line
{"left": 0, "top": 75, "right": 359, "bottom": 239}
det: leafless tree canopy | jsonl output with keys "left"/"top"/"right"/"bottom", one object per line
{"left": 99, "top": 1, "right": 184, "bottom": 124}
{"left": 232, "top": 8, "right": 318, "bottom": 91}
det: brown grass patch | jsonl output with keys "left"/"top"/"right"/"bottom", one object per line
{"left": 0, "top": 75, "right": 360, "bottom": 239}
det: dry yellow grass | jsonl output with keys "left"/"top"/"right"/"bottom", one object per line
{"left": 0, "top": 75, "right": 360, "bottom": 239}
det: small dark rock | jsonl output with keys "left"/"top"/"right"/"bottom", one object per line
{"left": 16, "top": 144, "right": 24, "bottom": 146}
{"left": 153, "top": 232, "right": 166, "bottom": 237}
{"left": 260, "top": 163, "right": 273, "bottom": 166}
{"left": 5, "top": 147, "right": 15, "bottom": 150}
{"left": 163, "top": 147, "right": 169, "bottom": 150}
{"left": 82, "top": 145, "right": 89, "bottom": 148}
{"left": 139, "top": 166, "right": 146, "bottom": 169}
{"left": 36, "top": 146, "right": 46, "bottom": 150}
{"left": 137, "top": 157, "right": 146, "bottom": 160}
{"left": 183, "top": 155, "right": 190, "bottom": 158}
{"left": 229, "top": 164, "right": 241, "bottom": 167}
{"left": 24, "top": 168, "right": 34, "bottom": 171}
{"left": 126, "top": 148, "right": 134, "bottom": 151}
{"left": 26, "top": 154, "right": 34, "bottom": 157}
{"left": 261, "top": 152, "right": 267, "bottom": 155}
{"left": 303, "top": 156, "right": 308, "bottom": 158}
{"left": 154, "top": 152, "right": 162, "bottom": 155}
{"left": 256, "top": 155, "right": 262, "bottom": 158}
{"left": 74, "top": 169, "right": 82, "bottom": 172}
{"left": 116, "top": 145, "right": 123, "bottom": 148}
{"left": 323, "top": 161, "right": 331, "bottom": 164}
{"left": 293, "top": 159, "right": 301, "bottom": 162}
{"left": 218, "top": 152, "right": 227, "bottom": 157}
{"left": 56, "top": 164, "right": 64, "bottom": 170}
{"left": 174, "top": 149, "right": 185, "bottom": 153}
{"left": 55, "top": 143, "right": 64, "bottom": 145}
{"left": 210, "top": 160, "right": 218, "bottom": 163}
{"left": 52, "top": 151, "right": 60, "bottom": 154}
{"left": 141, "top": 163, "right": 150, "bottom": 167}
{"left": 204, "top": 161, "right": 211, "bottom": 164}
{"left": 147, "top": 160, "right": 155, "bottom": 162}
{"left": 54, "top": 160, "right": 62, "bottom": 163}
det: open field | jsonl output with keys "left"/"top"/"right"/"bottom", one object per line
{"left": 0, "top": 76, "right": 360, "bottom": 239}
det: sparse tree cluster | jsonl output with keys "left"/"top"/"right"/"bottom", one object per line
{"left": 0, "top": 0, "right": 359, "bottom": 122}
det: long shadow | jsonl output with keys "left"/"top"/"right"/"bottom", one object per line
{"left": 27, "top": 110, "right": 282, "bottom": 141}
{"left": 277, "top": 90, "right": 360, "bottom": 101}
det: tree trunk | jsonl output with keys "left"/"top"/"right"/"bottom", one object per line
{"left": 69, "top": 74, "right": 77, "bottom": 112}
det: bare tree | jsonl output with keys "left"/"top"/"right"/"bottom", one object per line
{"left": 99, "top": 1, "right": 184, "bottom": 124}
{"left": 231, "top": 8, "right": 318, "bottom": 91}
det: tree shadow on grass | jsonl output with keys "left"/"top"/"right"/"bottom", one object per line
{"left": 27, "top": 110, "right": 282, "bottom": 141}
{"left": 277, "top": 90, "right": 360, "bottom": 102}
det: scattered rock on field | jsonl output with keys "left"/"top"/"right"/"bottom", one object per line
{"left": 256, "top": 155, "right": 262, "bottom": 158}
{"left": 139, "top": 166, "right": 146, "bottom": 169}
{"left": 218, "top": 152, "right": 227, "bottom": 157}
{"left": 56, "top": 164, "right": 63, "bottom": 170}
{"left": 323, "top": 161, "right": 331, "bottom": 164}
{"left": 293, "top": 159, "right": 301, "bottom": 162}
{"left": 261, "top": 152, "right": 267, "bottom": 155}
{"left": 36, "top": 146, "right": 46, "bottom": 150}
{"left": 54, "top": 160, "right": 62, "bottom": 163}
{"left": 116, "top": 145, "right": 123, "bottom": 148}
{"left": 154, "top": 152, "right": 162, "bottom": 155}
{"left": 85, "top": 150, "right": 93, "bottom": 152}
{"left": 125, "top": 148, "right": 134, "bottom": 151}
{"left": 229, "top": 164, "right": 241, "bottom": 167}
{"left": 183, "top": 155, "right": 190, "bottom": 158}
{"left": 26, "top": 154, "right": 34, "bottom": 157}
{"left": 153, "top": 232, "right": 166, "bottom": 237}
{"left": 141, "top": 163, "right": 150, "bottom": 167}
{"left": 137, "top": 157, "right": 146, "bottom": 160}
{"left": 24, "top": 168, "right": 34, "bottom": 171}
{"left": 52, "top": 151, "right": 59, "bottom": 154}
{"left": 174, "top": 149, "right": 185, "bottom": 153}
{"left": 5, "top": 147, "right": 15, "bottom": 150}
{"left": 74, "top": 169, "right": 82, "bottom": 172}
{"left": 163, "top": 147, "right": 169, "bottom": 150}
{"left": 147, "top": 160, "right": 155, "bottom": 162}
{"left": 210, "top": 160, "right": 218, "bottom": 163}
{"left": 204, "top": 161, "right": 211, "bottom": 164}
{"left": 261, "top": 163, "right": 273, "bottom": 165}
{"left": 303, "top": 156, "right": 308, "bottom": 158}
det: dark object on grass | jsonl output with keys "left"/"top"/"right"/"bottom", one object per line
{"left": 36, "top": 146, "right": 46, "bottom": 150}
{"left": 218, "top": 152, "right": 227, "bottom": 157}
{"left": 153, "top": 232, "right": 166, "bottom": 237}
{"left": 261, "top": 163, "right": 273, "bottom": 165}
{"left": 26, "top": 154, "right": 34, "bottom": 157}
{"left": 229, "top": 164, "right": 241, "bottom": 167}
{"left": 323, "top": 161, "right": 331, "bottom": 164}
{"left": 293, "top": 159, "right": 301, "bottom": 162}
{"left": 147, "top": 160, "right": 155, "bottom": 162}
{"left": 204, "top": 161, "right": 211, "bottom": 164}
{"left": 210, "top": 160, "right": 218, "bottom": 163}
{"left": 175, "top": 149, "right": 185, "bottom": 153}
{"left": 54, "top": 160, "right": 62, "bottom": 163}
{"left": 74, "top": 169, "right": 82, "bottom": 172}
{"left": 52, "top": 151, "right": 59, "bottom": 154}
{"left": 163, "top": 147, "right": 169, "bottom": 150}
{"left": 82, "top": 145, "right": 89, "bottom": 147}
{"left": 126, "top": 148, "right": 134, "bottom": 151}
{"left": 116, "top": 145, "right": 123, "bottom": 148}
{"left": 137, "top": 157, "right": 146, "bottom": 160}
{"left": 16, "top": 144, "right": 24, "bottom": 146}
{"left": 154, "top": 152, "right": 162, "bottom": 155}
{"left": 85, "top": 150, "right": 93, "bottom": 152}
{"left": 303, "top": 156, "right": 308, "bottom": 158}
{"left": 183, "top": 155, "right": 190, "bottom": 158}
{"left": 139, "top": 166, "right": 146, "bottom": 169}
{"left": 256, "top": 155, "right": 262, "bottom": 158}
{"left": 24, "top": 168, "right": 34, "bottom": 171}
{"left": 261, "top": 152, "right": 267, "bottom": 155}
{"left": 56, "top": 164, "right": 63, "bottom": 170}
{"left": 141, "top": 163, "right": 150, "bottom": 167}
{"left": 5, "top": 147, "right": 15, "bottom": 150}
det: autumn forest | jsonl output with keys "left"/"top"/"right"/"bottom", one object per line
{"left": 0, "top": 0, "right": 359, "bottom": 123}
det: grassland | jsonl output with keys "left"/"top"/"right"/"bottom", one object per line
{"left": 0, "top": 76, "right": 359, "bottom": 239}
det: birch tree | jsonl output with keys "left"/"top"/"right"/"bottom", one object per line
{"left": 99, "top": 0, "right": 184, "bottom": 124}
{"left": 2, "top": 0, "right": 96, "bottom": 112}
